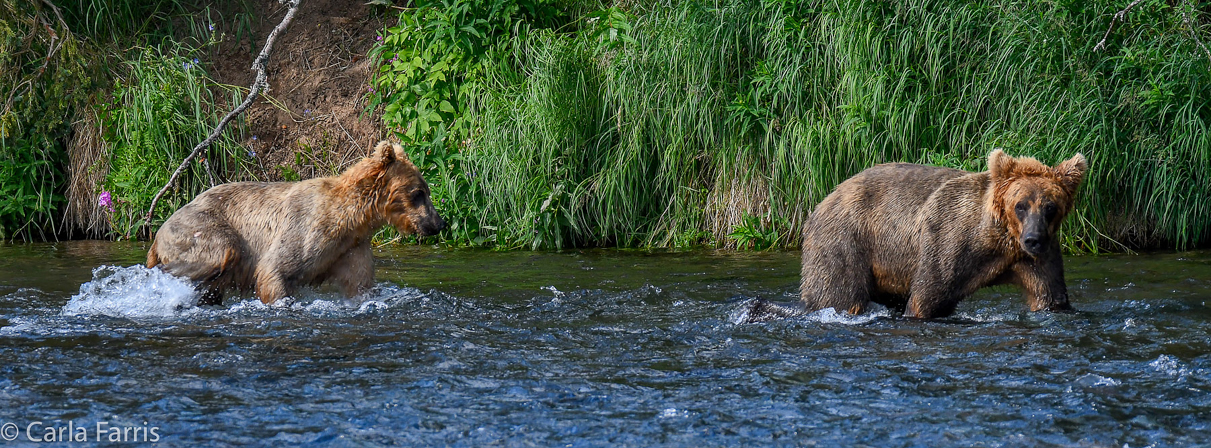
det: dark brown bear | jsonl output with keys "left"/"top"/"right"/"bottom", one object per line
{"left": 147, "top": 141, "right": 445, "bottom": 305}
{"left": 794, "top": 149, "right": 1087, "bottom": 319}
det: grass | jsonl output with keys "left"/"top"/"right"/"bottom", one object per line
{"left": 98, "top": 44, "right": 249, "bottom": 239}
{"left": 0, "top": 0, "right": 88, "bottom": 240}
{"left": 0, "top": 0, "right": 261, "bottom": 240}
{"left": 376, "top": 0, "right": 1211, "bottom": 251}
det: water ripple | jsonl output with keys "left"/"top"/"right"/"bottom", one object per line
{"left": 0, "top": 245, "right": 1208, "bottom": 446}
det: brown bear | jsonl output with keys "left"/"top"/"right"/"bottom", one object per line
{"left": 147, "top": 141, "right": 445, "bottom": 305}
{"left": 776, "top": 149, "right": 1087, "bottom": 320}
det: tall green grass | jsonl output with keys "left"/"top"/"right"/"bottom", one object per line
{"left": 98, "top": 44, "right": 249, "bottom": 239}
{"left": 0, "top": 0, "right": 260, "bottom": 240}
{"left": 376, "top": 0, "right": 1211, "bottom": 251}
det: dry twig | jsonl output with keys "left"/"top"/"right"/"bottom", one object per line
{"left": 1179, "top": 1, "right": 1211, "bottom": 62}
{"left": 1094, "top": 0, "right": 1144, "bottom": 52}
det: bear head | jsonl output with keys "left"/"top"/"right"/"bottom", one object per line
{"left": 988, "top": 149, "right": 1087, "bottom": 257}
{"left": 359, "top": 141, "right": 447, "bottom": 236}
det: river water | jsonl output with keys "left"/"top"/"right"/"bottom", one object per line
{"left": 0, "top": 241, "right": 1208, "bottom": 446}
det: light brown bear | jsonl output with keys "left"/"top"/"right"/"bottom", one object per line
{"left": 774, "top": 150, "right": 1087, "bottom": 319}
{"left": 147, "top": 141, "right": 445, "bottom": 305}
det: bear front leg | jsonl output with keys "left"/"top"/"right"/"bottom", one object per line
{"left": 1012, "top": 242, "right": 1072, "bottom": 312}
{"left": 328, "top": 240, "right": 375, "bottom": 298}
{"left": 254, "top": 239, "right": 308, "bottom": 305}
{"left": 254, "top": 266, "right": 290, "bottom": 305}
{"left": 905, "top": 272, "right": 960, "bottom": 318}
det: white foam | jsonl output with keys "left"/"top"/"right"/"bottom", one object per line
{"left": 301, "top": 298, "right": 347, "bottom": 314}
{"left": 224, "top": 298, "right": 271, "bottom": 313}
{"left": 726, "top": 301, "right": 759, "bottom": 324}
{"left": 61, "top": 265, "right": 200, "bottom": 319}
{"left": 356, "top": 299, "right": 392, "bottom": 314}
{"left": 55, "top": 264, "right": 427, "bottom": 321}
{"left": 658, "top": 408, "right": 691, "bottom": 419}
{"left": 0, "top": 316, "right": 37, "bottom": 336}
{"left": 1075, "top": 373, "right": 1121, "bottom": 388}
{"left": 802, "top": 305, "right": 891, "bottom": 325}
{"left": 214, "top": 284, "right": 424, "bottom": 318}
{"left": 729, "top": 300, "right": 891, "bottom": 325}
{"left": 954, "top": 310, "right": 1018, "bottom": 323}
{"left": 1149, "top": 355, "right": 1190, "bottom": 377}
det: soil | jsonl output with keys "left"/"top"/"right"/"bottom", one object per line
{"left": 207, "top": 0, "right": 388, "bottom": 181}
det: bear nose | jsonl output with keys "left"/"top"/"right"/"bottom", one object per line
{"left": 1023, "top": 234, "right": 1044, "bottom": 252}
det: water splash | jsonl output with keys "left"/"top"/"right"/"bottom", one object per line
{"left": 61, "top": 265, "right": 199, "bottom": 319}
{"left": 1149, "top": 355, "right": 1191, "bottom": 378}
{"left": 286, "top": 284, "right": 427, "bottom": 317}
{"left": 1075, "top": 373, "right": 1122, "bottom": 389}
{"left": 58, "top": 265, "right": 429, "bottom": 321}
{"left": 802, "top": 305, "right": 892, "bottom": 325}
{"left": 728, "top": 298, "right": 891, "bottom": 325}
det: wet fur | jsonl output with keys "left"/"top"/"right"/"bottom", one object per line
{"left": 147, "top": 142, "right": 445, "bottom": 305}
{"left": 787, "top": 149, "right": 1087, "bottom": 319}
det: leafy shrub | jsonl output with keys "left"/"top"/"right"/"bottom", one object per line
{"left": 728, "top": 213, "right": 782, "bottom": 251}
{"left": 368, "top": 0, "right": 575, "bottom": 247}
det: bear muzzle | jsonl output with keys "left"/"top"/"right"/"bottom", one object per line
{"left": 418, "top": 214, "right": 446, "bottom": 237}
{"left": 1021, "top": 231, "right": 1047, "bottom": 256}
{"left": 1019, "top": 213, "right": 1051, "bottom": 257}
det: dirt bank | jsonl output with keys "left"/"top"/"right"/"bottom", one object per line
{"left": 209, "top": 0, "right": 387, "bottom": 181}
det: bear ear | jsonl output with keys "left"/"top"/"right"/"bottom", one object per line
{"left": 1054, "top": 153, "right": 1088, "bottom": 194}
{"left": 391, "top": 143, "right": 411, "bottom": 164}
{"left": 371, "top": 141, "right": 396, "bottom": 164}
{"left": 988, "top": 149, "right": 1015, "bottom": 181}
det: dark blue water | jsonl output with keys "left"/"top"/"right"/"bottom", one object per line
{"left": 1, "top": 242, "right": 1209, "bottom": 446}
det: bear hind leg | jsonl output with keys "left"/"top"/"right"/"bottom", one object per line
{"left": 799, "top": 237, "right": 874, "bottom": 315}
{"left": 154, "top": 229, "right": 244, "bottom": 305}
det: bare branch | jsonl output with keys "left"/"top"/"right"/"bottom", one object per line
{"left": 1094, "top": 0, "right": 1145, "bottom": 53}
{"left": 1180, "top": 0, "right": 1211, "bottom": 62}
{"left": 39, "top": 0, "right": 69, "bottom": 31}
{"left": 143, "top": 0, "right": 302, "bottom": 235}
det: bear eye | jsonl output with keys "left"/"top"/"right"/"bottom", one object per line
{"left": 411, "top": 190, "right": 427, "bottom": 204}
{"left": 1044, "top": 203, "right": 1058, "bottom": 218}
{"left": 1014, "top": 202, "right": 1027, "bottom": 215}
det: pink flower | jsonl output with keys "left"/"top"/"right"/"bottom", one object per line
{"left": 98, "top": 191, "right": 114, "bottom": 211}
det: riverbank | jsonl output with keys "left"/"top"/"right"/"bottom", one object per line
{"left": 2, "top": 0, "right": 1209, "bottom": 251}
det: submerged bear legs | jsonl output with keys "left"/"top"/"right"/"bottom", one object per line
{"left": 904, "top": 236, "right": 967, "bottom": 318}
{"left": 254, "top": 266, "right": 290, "bottom": 305}
{"left": 198, "top": 288, "right": 224, "bottom": 306}
{"left": 325, "top": 240, "right": 375, "bottom": 298}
